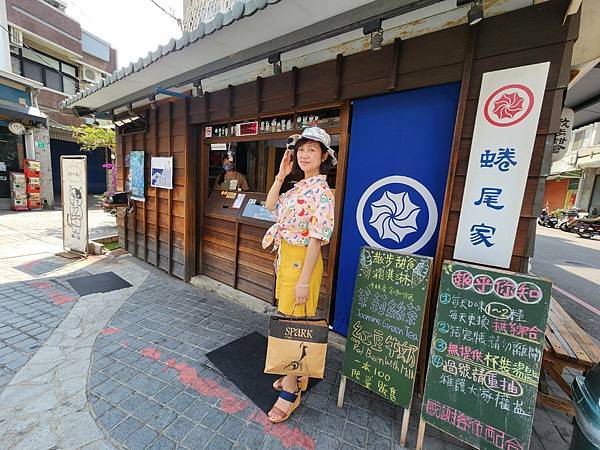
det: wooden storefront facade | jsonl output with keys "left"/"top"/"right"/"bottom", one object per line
{"left": 115, "top": 1, "right": 578, "bottom": 332}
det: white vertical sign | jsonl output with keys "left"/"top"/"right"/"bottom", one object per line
{"left": 454, "top": 62, "right": 550, "bottom": 268}
{"left": 61, "top": 156, "right": 88, "bottom": 255}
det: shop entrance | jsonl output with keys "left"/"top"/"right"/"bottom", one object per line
{"left": 332, "top": 83, "right": 461, "bottom": 335}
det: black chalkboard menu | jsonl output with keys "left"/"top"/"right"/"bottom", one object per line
{"left": 341, "top": 246, "right": 432, "bottom": 408}
{"left": 421, "top": 260, "right": 551, "bottom": 450}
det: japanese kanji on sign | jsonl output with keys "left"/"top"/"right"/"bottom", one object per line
{"left": 453, "top": 63, "right": 550, "bottom": 268}
{"left": 420, "top": 260, "right": 552, "bottom": 450}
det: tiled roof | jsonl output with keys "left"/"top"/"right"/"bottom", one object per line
{"left": 60, "top": 0, "right": 281, "bottom": 110}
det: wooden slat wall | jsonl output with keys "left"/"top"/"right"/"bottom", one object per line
{"left": 115, "top": 1, "right": 577, "bottom": 311}
{"left": 116, "top": 99, "right": 188, "bottom": 279}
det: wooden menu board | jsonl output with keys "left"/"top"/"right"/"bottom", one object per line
{"left": 338, "top": 247, "right": 431, "bottom": 446}
{"left": 418, "top": 261, "right": 551, "bottom": 450}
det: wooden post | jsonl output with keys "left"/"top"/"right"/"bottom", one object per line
{"left": 337, "top": 375, "right": 347, "bottom": 408}
{"left": 154, "top": 107, "right": 160, "bottom": 267}
{"left": 418, "top": 24, "right": 479, "bottom": 394}
{"left": 142, "top": 112, "right": 148, "bottom": 262}
{"left": 400, "top": 406, "right": 411, "bottom": 448}
{"left": 167, "top": 102, "right": 173, "bottom": 275}
{"left": 415, "top": 418, "right": 427, "bottom": 450}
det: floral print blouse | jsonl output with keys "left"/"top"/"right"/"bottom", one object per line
{"left": 262, "top": 175, "right": 335, "bottom": 249}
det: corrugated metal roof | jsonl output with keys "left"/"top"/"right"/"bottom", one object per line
{"left": 60, "top": 0, "right": 281, "bottom": 110}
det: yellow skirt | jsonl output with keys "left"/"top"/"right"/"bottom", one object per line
{"left": 275, "top": 241, "right": 323, "bottom": 317}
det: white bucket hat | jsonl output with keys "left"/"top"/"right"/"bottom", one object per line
{"left": 285, "top": 127, "right": 338, "bottom": 166}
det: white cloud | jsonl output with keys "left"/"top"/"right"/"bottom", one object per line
{"left": 65, "top": 0, "right": 183, "bottom": 69}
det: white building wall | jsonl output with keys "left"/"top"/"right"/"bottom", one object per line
{"left": 183, "top": 0, "right": 237, "bottom": 31}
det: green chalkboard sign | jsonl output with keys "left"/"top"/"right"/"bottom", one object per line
{"left": 421, "top": 261, "right": 552, "bottom": 450}
{"left": 342, "top": 246, "right": 432, "bottom": 408}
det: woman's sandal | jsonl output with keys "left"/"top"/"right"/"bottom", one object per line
{"left": 268, "top": 389, "right": 302, "bottom": 423}
{"left": 273, "top": 376, "right": 308, "bottom": 392}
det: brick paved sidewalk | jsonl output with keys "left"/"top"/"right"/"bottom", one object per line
{"left": 88, "top": 261, "right": 573, "bottom": 450}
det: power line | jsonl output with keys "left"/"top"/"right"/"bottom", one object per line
{"left": 0, "top": 22, "right": 82, "bottom": 92}
{"left": 148, "top": 0, "right": 183, "bottom": 30}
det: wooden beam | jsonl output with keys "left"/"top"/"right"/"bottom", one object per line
{"left": 388, "top": 37, "right": 402, "bottom": 91}
{"left": 256, "top": 76, "right": 263, "bottom": 114}
{"left": 324, "top": 100, "right": 351, "bottom": 320}
{"left": 334, "top": 54, "right": 344, "bottom": 100}
{"left": 419, "top": 25, "right": 479, "bottom": 395}
{"left": 131, "top": 132, "right": 138, "bottom": 258}
{"left": 204, "top": 91, "right": 210, "bottom": 123}
{"left": 154, "top": 106, "right": 160, "bottom": 267}
{"left": 290, "top": 66, "right": 299, "bottom": 107}
{"left": 228, "top": 84, "right": 234, "bottom": 118}
{"left": 142, "top": 113, "right": 148, "bottom": 262}
{"left": 183, "top": 98, "right": 197, "bottom": 282}
{"left": 537, "top": 393, "right": 576, "bottom": 417}
{"left": 168, "top": 101, "right": 174, "bottom": 275}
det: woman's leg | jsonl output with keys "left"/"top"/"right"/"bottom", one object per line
{"left": 268, "top": 374, "right": 299, "bottom": 421}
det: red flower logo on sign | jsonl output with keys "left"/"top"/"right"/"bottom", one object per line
{"left": 483, "top": 84, "right": 534, "bottom": 127}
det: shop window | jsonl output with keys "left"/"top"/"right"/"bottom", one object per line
{"left": 593, "top": 124, "right": 600, "bottom": 147}
{"left": 205, "top": 109, "right": 340, "bottom": 196}
{"left": 45, "top": 70, "right": 62, "bottom": 92}
{"left": 11, "top": 47, "right": 79, "bottom": 94}
{"left": 10, "top": 54, "right": 21, "bottom": 75}
{"left": 23, "top": 60, "right": 43, "bottom": 84}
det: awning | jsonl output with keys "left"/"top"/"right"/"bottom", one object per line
{"left": 0, "top": 99, "right": 47, "bottom": 126}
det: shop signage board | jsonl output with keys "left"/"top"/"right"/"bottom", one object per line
{"left": 552, "top": 107, "right": 574, "bottom": 161}
{"left": 61, "top": 155, "right": 88, "bottom": 256}
{"left": 417, "top": 260, "right": 551, "bottom": 450}
{"left": 333, "top": 83, "right": 461, "bottom": 335}
{"left": 150, "top": 156, "right": 173, "bottom": 189}
{"left": 453, "top": 62, "right": 550, "bottom": 268}
{"left": 338, "top": 246, "right": 432, "bottom": 447}
{"left": 130, "top": 151, "right": 145, "bottom": 201}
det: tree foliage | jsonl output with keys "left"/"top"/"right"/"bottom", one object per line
{"left": 70, "top": 125, "right": 116, "bottom": 152}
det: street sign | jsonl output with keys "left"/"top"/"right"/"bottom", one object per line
{"left": 419, "top": 260, "right": 551, "bottom": 450}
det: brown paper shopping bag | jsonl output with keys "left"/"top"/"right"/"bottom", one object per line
{"left": 264, "top": 315, "right": 329, "bottom": 379}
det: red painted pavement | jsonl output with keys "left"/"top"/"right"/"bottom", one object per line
{"left": 101, "top": 327, "right": 122, "bottom": 335}
{"left": 134, "top": 347, "right": 315, "bottom": 450}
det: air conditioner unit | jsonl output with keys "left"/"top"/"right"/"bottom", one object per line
{"left": 82, "top": 67, "right": 100, "bottom": 83}
{"left": 9, "top": 27, "right": 23, "bottom": 47}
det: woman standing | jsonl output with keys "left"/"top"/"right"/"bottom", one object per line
{"left": 262, "top": 127, "right": 336, "bottom": 423}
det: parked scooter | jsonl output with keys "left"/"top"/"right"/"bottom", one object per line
{"left": 559, "top": 209, "right": 582, "bottom": 232}
{"left": 538, "top": 207, "right": 558, "bottom": 228}
{"left": 576, "top": 217, "right": 600, "bottom": 239}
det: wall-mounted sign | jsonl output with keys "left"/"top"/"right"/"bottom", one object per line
{"left": 211, "top": 143, "right": 227, "bottom": 151}
{"left": 150, "top": 156, "right": 173, "bottom": 189}
{"left": 453, "top": 62, "right": 550, "bottom": 268}
{"left": 205, "top": 126, "right": 213, "bottom": 138}
{"left": 130, "top": 151, "right": 145, "bottom": 201}
{"left": 61, "top": 156, "right": 88, "bottom": 255}
{"left": 552, "top": 107, "right": 574, "bottom": 162}
{"left": 236, "top": 121, "right": 258, "bottom": 136}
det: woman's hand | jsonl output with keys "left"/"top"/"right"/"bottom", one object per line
{"left": 278, "top": 150, "right": 293, "bottom": 179}
{"left": 295, "top": 282, "right": 309, "bottom": 305}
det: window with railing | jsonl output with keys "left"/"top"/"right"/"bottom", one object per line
{"left": 10, "top": 46, "right": 79, "bottom": 95}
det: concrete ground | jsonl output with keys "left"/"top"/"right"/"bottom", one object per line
{"left": 531, "top": 224, "right": 600, "bottom": 339}
{"left": 0, "top": 210, "right": 576, "bottom": 449}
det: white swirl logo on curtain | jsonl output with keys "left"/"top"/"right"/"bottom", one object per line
{"left": 369, "top": 191, "right": 420, "bottom": 243}
{"left": 356, "top": 176, "right": 438, "bottom": 253}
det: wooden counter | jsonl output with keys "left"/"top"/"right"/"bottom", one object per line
{"left": 201, "top": 190, "right": 329, "bottom": 315}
